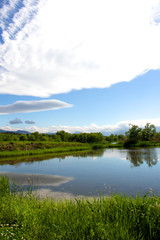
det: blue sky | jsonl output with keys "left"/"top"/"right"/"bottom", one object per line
{"left": 0, "top": 0, "right": 160, "bottom": 134}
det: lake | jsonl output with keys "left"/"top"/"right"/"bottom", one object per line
{"left": 0, "top": 147, "right": 160, "bottom": 198}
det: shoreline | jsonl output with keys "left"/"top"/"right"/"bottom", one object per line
{"left": 0, "top": 145, "right": 92, "bottom": 160}
{"left": 0, "top": 172, "right": 100, "bottom": 201}
{"left": 0, "top": 172, "right": 77, "bottom": 200}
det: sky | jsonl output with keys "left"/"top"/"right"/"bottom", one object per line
{"left": 0, "top": 0, "right": 160, "bottom": 134}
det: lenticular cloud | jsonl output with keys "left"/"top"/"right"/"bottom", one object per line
{"left": 0, "top": 99, "right": 72, "bottom": 114}
{"left": 0, "top": 0, "right": 160, "bottom": 97}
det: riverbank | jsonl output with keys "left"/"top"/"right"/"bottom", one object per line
{"left": 0, "top": 141, "right": 92, "bottom": 159}
{"left": 124, "top": 140, "right": 160, "bottom": 148}
{"left": 0, "top": 141, "right": 123, "bottom": 160}
{"left": 0, "top": 140, "right": 160, "bottom": 160}
{"left": 0, "top": 176, "right": 160, "bottom": 240}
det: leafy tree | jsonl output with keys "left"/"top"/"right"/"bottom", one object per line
{"left": 87, "top": 133, "right": 104, "bottom": 143}
{"left": 105, "top": 134, "right": 118, "bottom": 142}
{"left": 32, "top": 132, "right": 40, "bottom": 141}
{"left": 141, "top": 123, "right": 156, "bottom": 141}
{"left": 125, "top": 124, "right": 142, "bottom": 141}
{"left": 12, "top": 134, "right": 19, "bottom": 141}
{"left": 39, "top": 134, "right": 49, "bottom": 141}
{"left": 56, "top": 131, "right": 70, "bottom": 142}
{"left": 124, "top": 124, "right": 142, "bottom": 147}
{"left": 117, "top": 134, "right": 126, "bottom": 141}
{"left": 19, "top": 134, "right": 28, "bottom": 141}
{"left": 28, "top": 133, "right": 36, "bottom": 141}
{"left": 28, "top": 132, "right": 40, "bottom": 141}
{"left": 50, "top": 134, "right": 61, "bottom": 142}
{"left": 75, "top": 133, "right": 88, "bottom": 143}
{"left": 154, "top": 132, "right": 160, "bottom": 142}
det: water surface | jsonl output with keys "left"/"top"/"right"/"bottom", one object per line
{"left": 0, "top": 148, "right": 160, "bottom": 197}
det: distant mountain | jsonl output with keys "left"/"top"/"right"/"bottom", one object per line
{"left": 0, "top": 129, "right": 6, "bottom": 133}
{"left": 15, "top": 130, "right": 30, "bottom": 134}
{"left": 0, "top": 129, "right": 30, "bottom": 134}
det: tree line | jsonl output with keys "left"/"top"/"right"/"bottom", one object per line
{"left": 0, "top": 131, "right": 105, "bottom": 143}
{"left": 124, "top": 123, "right": 160, "bottom": 146}
{"left": 0, "top": 123, "right": 160, "bottom": 145}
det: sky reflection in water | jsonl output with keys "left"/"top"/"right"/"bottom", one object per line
{"left": 0, "top": 148, "right": 160, "bottom": 197}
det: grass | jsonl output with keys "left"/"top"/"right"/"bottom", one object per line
{"left": 123, "top": 140, "right": 160, "bottom": 148}
{"left": 0, "top": 176, "right": 160, "bottom": 239}
{"left": 0, "top": 146, "right": 91, "bottom": 158}
{"left": 0, "top": 140, "right": 159, "bottom": 160}
{"left": 0, "top": 141, "right": 123, "bottom": 160}
{"left": 0, "top": 141, "right": 90, "bottom": 151}
{"left": 0, "top": 141, "right": 92, "bottom": 159}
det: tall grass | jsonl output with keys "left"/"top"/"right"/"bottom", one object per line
{"left": 0, "top": 176, "right": 160, "bottom": 239}
{"left": 0, "top": 145, "right": 91, "bottom": 159}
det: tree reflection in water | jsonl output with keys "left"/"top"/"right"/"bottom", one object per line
{"left": 126, "top": 148, "right": 158, "bottom": 167}
{"left": 0, "top": 148, "right": 105, "bottom": 166}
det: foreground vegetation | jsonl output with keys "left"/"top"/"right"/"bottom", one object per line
{"left": 0, "top": 176, "right": 160, "bottom": 239}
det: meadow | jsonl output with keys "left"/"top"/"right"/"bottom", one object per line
{"left": 0, "top": 176, "right": 160, "bottom": 240}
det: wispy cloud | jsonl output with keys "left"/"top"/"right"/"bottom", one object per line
{"left": 0, "top": 99, "right": 72, "bottom": 114}
{"left": 25, "top": 120, "right": 35, "bottom": 124}
{"left": 0, "top": 0, "right": 160, "bottom": 97}
{"left": 9, "top": 118, "right": 23, "bottom": 124}
{"left": 151, "top": 1, "right": 160, "bottom": 25}
{"left": 0, "top": 0, "right": 39, "bottom": 34}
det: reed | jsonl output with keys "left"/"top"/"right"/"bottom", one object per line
{"left": 0, "top": 176, "right": 160, "bottom": 239}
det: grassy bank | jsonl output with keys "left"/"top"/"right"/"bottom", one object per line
{"left": 0, "top": 140, "right": 160, "bottom": 160}
{"left": 0, "top": 176, "right": 160, "bottom": 240}
{"left": 0, "top": 141, "right": 92, "bottom": 159}
{"left": 136, "top": 141, "right": 160, "bottom": 147}
{"left": 92, "top": 141, "right": 160, "bottom": 149}
{"left": 0, "top": 141, "right": 123, "bottom": 159}
{"left": 123, "top": 140, "right": 160, "bottom": 148}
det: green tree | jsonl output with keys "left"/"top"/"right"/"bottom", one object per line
{"left": 154, "top": 132, "right": 160, "bottom": 142}
{"left": 32, "top": 132, "right": 40, "bottom": 141}
{"left": 56, "top": 130, "right": 70, "bottom": 142}
{"left": 125, "top": 124, "right": 142, "bottom": 141}
{"left": 117, "top": 134, "right": 126, "bottom": 141}
{"left": 105, "top": 134, "right": 118, "bottom": 142}
{"left": 141, "top": 123, "right": 156, "bottom": 141}
{"left": 76, "top": 133, "right": 88, "bottom": 143}
{"left": 87, "top": 133, "right": 104, "bottom": 143}
{"left": 39, "top": 134, "right": 49, "bottom": 141}
{"left": 19, "top": 134, "right": 28, "bottom": 141}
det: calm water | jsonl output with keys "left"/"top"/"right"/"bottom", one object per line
{"left": 0, "top": 148, "right": 160, "bottom": 197}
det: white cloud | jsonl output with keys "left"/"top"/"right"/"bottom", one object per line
{"left": 151, "top": 0, "right": 160, "bottom": 24}
{"left": 0, "top": 0, "right": 160, "bottom": 97}
{"left": 0, "top": 99, "right": 72, "bottom": 114}
{"left": 1, "top": 118, "right": 160, "bottom": 134}
{"left": 9, "top": 118, "right": 23, "bottom": 124}
{"left": 0, "top": 0, "right": 20, "bottom": 30}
